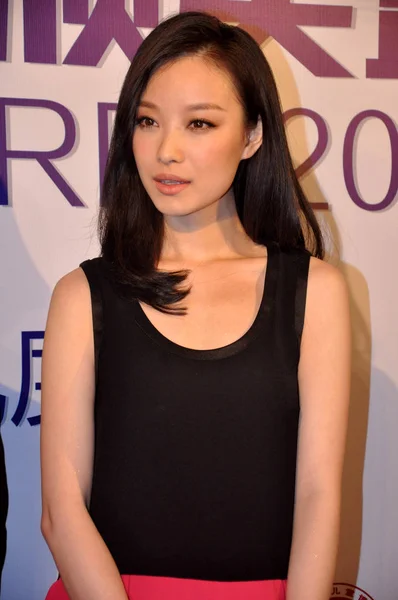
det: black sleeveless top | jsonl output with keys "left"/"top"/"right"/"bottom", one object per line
{"left": 79, "top": 243, "right": 310, "bottom": 582}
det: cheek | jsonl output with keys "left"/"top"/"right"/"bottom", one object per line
{"left": 132, "top": 131, "right": 245, "bottom": 178}
{"left": 132, "top": 135, "right": 152, "bottom": 171}
{"left": 195, "top": 135, "right": 244, "bottom": 173}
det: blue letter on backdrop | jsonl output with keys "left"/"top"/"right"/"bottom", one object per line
{"left": 12, "top": 331, "right": 44, "bottom": 427}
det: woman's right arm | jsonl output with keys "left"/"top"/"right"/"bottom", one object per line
{"left": 40, "top": 268, "right": 129, "bottom": 600}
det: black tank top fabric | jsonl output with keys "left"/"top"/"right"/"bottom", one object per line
{"left": 79, "top": 243, "right": 310, "bottom": 582}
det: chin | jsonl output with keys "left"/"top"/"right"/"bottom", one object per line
{"left": 155, "top": 204, "right": 200, "bottom": 218}
{"left": 151, "top": 193, "right": 221, "bottom": 219}
{"left": 149, "top": 195, "right": 199, "bottom": 216}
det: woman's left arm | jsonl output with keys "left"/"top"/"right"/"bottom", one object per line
{"left": 286, "top": 257, "right": 351, "bottom": 600}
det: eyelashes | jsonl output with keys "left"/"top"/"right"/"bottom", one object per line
{"left": 135, "top": 116, "right": 215, "bottom": 132}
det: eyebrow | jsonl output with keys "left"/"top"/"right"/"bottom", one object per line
{"left": 138, "top": 101, "right": 226, "bottom": 112}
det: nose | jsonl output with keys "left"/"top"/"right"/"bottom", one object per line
{"left": 157, "top": 129, "right": 184, "bottom": 165}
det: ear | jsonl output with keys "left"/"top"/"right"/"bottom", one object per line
{"left": 241, "top": 116, "right": 263, "bottom": 160}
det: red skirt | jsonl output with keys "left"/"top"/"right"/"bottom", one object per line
{"left": 46, "top": 575, "right": 287, "bottom": 599}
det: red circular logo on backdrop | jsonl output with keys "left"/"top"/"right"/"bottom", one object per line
{"left": 331, "top": 583, "right": 375, "bottom": 600}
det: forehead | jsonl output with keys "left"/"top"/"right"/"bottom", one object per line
{"left": 141, "top": 56, "right": 240, "bottom": 109}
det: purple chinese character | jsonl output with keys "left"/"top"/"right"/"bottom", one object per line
{"left": 64, "top": 0, "right": 159, "bottom": 66}
{"left": 0, "top": 0, "right": 8, "bottom": 62}
{"left": 23, "top": 0, "right": 57, "bottom": 64}
{"left": 181, "top": 0, "right": 354, "bottom": 77}
{"left": 367, "top": 1, "right": 398, "bottom": 79}
{"left": 2, "top": 0, "right": 160, "bottom": 66}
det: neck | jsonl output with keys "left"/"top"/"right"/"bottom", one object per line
{"left": 160, "top": 194, "right": 258, "bottom": 266}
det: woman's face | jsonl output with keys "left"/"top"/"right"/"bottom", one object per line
{"left": 132, "top": 55, "right": 260, "bottom": 219}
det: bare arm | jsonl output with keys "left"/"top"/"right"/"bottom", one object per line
{"left": 286, "top": 258, "right": 351, "bottom": 600}
{"left": 40, "top": 268, "right": 129, "bottom": 600}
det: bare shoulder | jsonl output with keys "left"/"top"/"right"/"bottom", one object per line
{"left": 302, "top": 256, "right": 351, "bottom": 347}
{"left": 45, "top": 266, "right": 93, "bottom": 335}
{"left": 52, "top": 266, "right": 90, "bottom": 298}
{"left": 308, "top": 255, "right": 347, "bottom": 291}
{"left": 50, "top": 266, "right": 91, "bottom": 310}
{"left": 306, "top": 256, "right": 350, "bottom": 314}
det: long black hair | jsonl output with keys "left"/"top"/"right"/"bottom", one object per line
{"left": 99, "top": 10, "right": 324, "bottom": 314}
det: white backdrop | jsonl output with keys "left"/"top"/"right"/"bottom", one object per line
{"left": 0, "top": 1, "right": 397, "bottom": 599}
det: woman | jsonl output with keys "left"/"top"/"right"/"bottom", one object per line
{"left": 41, "top": 11, "right": 351, "bottom": 600}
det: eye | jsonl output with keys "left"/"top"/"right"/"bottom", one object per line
{"left": 135, "top": 117, "right": 215, "bottom": 131}
{"left": 189, "top": 119, "right": 215, "bottom": 131}
{"left": 135, "top": 116, "right": 156, "bottom": 129}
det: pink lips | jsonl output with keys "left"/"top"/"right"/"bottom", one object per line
{"left": 153, "top": 173, "right": 191, "bottom": 196}
{"left": 154, "top": 180, "right": 190, "bottom": 196}
{"left": 154, "top": 173, "right": 190, "bottom": 183}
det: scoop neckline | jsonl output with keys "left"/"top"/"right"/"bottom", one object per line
{"left": 132, "top": 243, "right": 278, "bottom": 361}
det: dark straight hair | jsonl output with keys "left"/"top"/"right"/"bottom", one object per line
{"left": 99, "top": 10, "right": 324, "bottom": 314}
